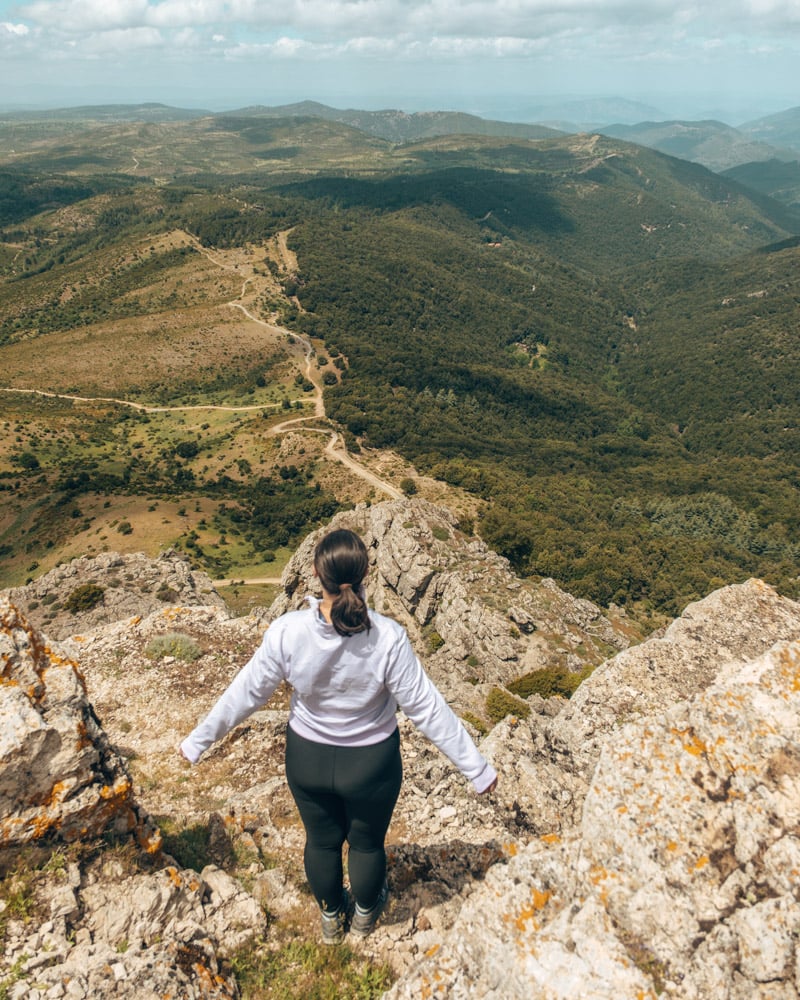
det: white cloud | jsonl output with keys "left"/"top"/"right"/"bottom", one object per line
{"left": 4, "top": 0, "right": 799, "bottom": 112}
{"left": 21, "top": 0, "right": 150, "bottom": 32}
{"left": 1, "top": 21, "right": 31, "bottom": 35}
{"left": 77, "top": 24, "right": 163, "bottom": 51}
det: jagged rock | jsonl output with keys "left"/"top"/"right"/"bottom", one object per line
{"left": 3, "top": 861, "right": 264, "bottom": 999}
{"left": 0, "top": 598, "right": 157, "bottom": 855}
{"left": 82, "top": 863, "right": 263, "bottom": 958}
{"left": 480, "top": 579, "right": 800, "bottom": 840}
{"left": 386, "top": 631, "right": 800, "bottom": 998}
{"left": 7, "top": 549, "right": 225, "bottom": 641}
{"left": 268, "top": 499, "right": 634, "bottom": 718}
{"left": 0, "top": 603, "right": 265, "bottom": 999}
{"left": 6, "top": 513, "right": 800, "bottom": 1000}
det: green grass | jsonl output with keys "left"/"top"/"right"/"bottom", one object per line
{"left": 155, "top": 817, "right": 213, "bottom": 871}
{"left": 231, "top": 937, "right": 394, "bottom": 1000}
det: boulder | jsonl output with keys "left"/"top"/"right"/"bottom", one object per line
{"left": 0, "top": 598, "right": 156, "bottom": 855}
{"left": 386, "top": 628, "right": 800, "bottom": 997}
{"left": 7, "top": 549, "right": 225, "bottom": 641}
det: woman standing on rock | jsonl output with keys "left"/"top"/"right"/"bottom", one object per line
{"left": 180, "top": 528, "right": 497, "bottom": 944}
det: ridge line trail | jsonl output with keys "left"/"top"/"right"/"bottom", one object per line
{"left": 0, "top": 231, "right": 401, "bottom": 500}
{"left": 214, "top": 232, "right": 399, "bottom": 497}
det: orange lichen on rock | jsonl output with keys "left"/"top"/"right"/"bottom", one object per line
{"left": 166, "top": 866, "right": 184, "bottom": 888}
{"left": 671, "top": 728, "right": 707, "bottom": 757}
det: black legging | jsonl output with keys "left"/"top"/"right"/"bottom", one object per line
{"left": 285, "top": 726, "right": 403, "bottom": 913}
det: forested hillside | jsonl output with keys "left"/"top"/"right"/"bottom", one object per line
{"left": 1, "top": 114, "right": 798, "bottom": 617}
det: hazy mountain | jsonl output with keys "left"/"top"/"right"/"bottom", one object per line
{"left": 522, "top": 96, "right": 667, "bottom": 130}
{"left": 224, "top": 101, "right": 563, "bottom": 142}
{"left": 600, "top": 119, "right": 795, "bottom": 172}
{"left": 722, "top": 158, "right": 800, "bottom": 210}
{"left": 739, "top": 105, "right": 800, "bottom": 154}
{"left": 0, "top": 103, "right": 210, "bottom": 123}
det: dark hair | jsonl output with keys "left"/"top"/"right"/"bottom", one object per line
{"left": 313, "top": 528, "right": 370, "bottom": 636}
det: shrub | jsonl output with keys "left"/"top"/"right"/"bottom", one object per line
{"left": 486, "top": 686, "right": 531, "bottom": 724}
{"left": 63, "top": 583, "right": 105, "bottom": 613}
{"left": 399, "top": 477, "right": 417, "bottom": 496}
{"left": 508, "top": 666, "right": 592, "bottom": 701}
{"left": 461, "top": 711, "right": 488, "bottom": 735}
{"left": 175, "top": 440, "right": 199, "bottom": 459}
{"left": 426, "top": 630, "right": 445, "bottom": 653}
{"left": 117, "top": 521, "right": 133, "bottom": 535}
{"left": 13, "top": 451, "right": 40, "bottom": 470}
{"left": 144, "top": 632, "right": 202, "bottom": 662}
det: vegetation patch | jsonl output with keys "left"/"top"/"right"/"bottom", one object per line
{"left": 63, "top": 582, "right": 105, "bottom": 613}
{"left": 486, "top": 686, "right": 532, "bottom": 724}
{"left": 155, "top": 817, "right": 213, "bottom": 871}
{"left": 144, "top": 632, "right": 203, "bottom": 662}
{"left": 231, "top": 936, "right": 394, "bottom": 1000}
{"left": 507, "top": 665, "right": 593, "bottom": 700}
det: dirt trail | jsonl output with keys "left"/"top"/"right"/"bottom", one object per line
{"left": 2, "top": 229, "right": 401, "bottom": 502}
{"left": 0, "top": 386, "right": 280, "bottom": 414}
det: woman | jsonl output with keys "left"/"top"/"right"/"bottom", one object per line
{"left": 180, "top": 528, "right": 498, "bottom": 944}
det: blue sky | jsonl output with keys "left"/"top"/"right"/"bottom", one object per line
{"left": 1, "top": 0, "right": 798, "bottom": 123}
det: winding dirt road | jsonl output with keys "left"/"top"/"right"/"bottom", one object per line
{"left": 2, "top": 230, "right": 402, "bottom": 502}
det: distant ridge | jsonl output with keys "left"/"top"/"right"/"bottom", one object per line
{"left": 221, "top": 101, "right": 564, "bottom": 143}
{"left": 0, "top": 103, "right": 210, "bottom": 122}
{"left": 739, "top": 105, "right": 800, "bottom": 153}
{"left": 600, "top": 118, "right": 796, "bottom": 172}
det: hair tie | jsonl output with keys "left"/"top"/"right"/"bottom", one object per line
{"left": 339, "top": 582, "right": 352, "bottom": 591}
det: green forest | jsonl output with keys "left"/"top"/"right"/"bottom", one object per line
{"left": 1, "top": 119, "right": 799, "bottom": 616}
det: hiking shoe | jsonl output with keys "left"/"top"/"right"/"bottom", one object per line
{"left": 350, "top": 881, "right": 389, "bottom": 938}
{"left": 321, "top": 889, "right": 350, "bottom": 946}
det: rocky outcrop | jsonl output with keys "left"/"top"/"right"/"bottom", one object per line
{"left": 269, "top": 499, "right": 636, "bottom": 717}
{"left": 4, "top": 512, "right": 800, "bottom": 1000}
{"left": 1, "top": 859, "right": 264, "bottom": 999}
{"left": 479, "top": 579, "right": 800, "bottom": 838}
{"left": 386, "top": 589, "right": 800, "bottom": 999}
{"left": 0, "top": 598, "right": 155, "bottom": 855}
{"left": 0, "top": 599, "right": 266, "bottom": 999}
{"left": 7, "top": 549, "right": 225, "bottom": 641}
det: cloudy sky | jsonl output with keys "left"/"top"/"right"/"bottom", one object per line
{"left": 1, "top": 0, "right": 798, "bottom": 123}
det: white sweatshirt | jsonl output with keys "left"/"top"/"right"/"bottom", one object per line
{"left": 180, "top": 597, "right": 497, "bottom": 793}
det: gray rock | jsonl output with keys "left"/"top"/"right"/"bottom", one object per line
{"left": 0, "top": 598, "right": 154, "bottom": 853}
{"left": 7, "top": 549, "right": 225, "bottom": 641}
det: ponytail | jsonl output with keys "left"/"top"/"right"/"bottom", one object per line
{"left": 313, "top": 529, "right": 370, "bottom": 636}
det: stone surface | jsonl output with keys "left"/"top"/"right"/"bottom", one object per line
{"left": 4, "top": 505, "right": 800, "bottom": 999}
{"left": 0, "top": 598, "right": 153, "bottom": 853}
{"left": 7, "top": 549, "right": 225, "bottom": 641}
{"left": 386, "top": 632, "right": 800, "bottom": 999}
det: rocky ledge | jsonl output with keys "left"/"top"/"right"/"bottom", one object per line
{"left": 2, "top": 499, "right": 800, "bottom": 998}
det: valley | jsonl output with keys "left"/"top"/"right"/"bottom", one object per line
{"left": 1, "top": 107, "right": 799, "bottom": 621}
